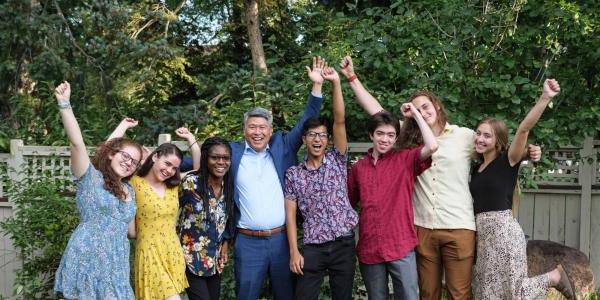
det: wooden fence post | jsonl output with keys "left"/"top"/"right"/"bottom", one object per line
{"left": 578, "top": 136, "right": 593, "bottom": 256}
{"left": 158, "top": 134, "right": 171, "bottom": 145}
{"left": 7, "top": 139, "right": 25, "bottom": 185}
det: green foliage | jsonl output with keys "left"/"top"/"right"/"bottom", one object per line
{"left": 0, "top": 170, "right": 78, "bottom": 299}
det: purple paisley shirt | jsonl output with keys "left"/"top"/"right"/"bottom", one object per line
{"left": 284, "top": 147, "right": 359, "bottom": 244}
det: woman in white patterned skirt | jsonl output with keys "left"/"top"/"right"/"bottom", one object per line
{"left": 469, "top": 78, "right": 576, "bottom": 299}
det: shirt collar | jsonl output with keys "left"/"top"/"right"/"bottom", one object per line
{"left": 244, "top": 141, "right": 270, "bottom": 154}
{"left": 300, "top": 150, "right": 329, "bottom": 170}
{"left": 367, "top": 147, "right": 393, "bottom": 161}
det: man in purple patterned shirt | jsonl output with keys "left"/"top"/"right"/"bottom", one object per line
{"left": 284, "top": 66, "right": 359, "bottom": 300}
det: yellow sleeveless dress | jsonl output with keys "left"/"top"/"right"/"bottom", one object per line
{"left": 130, "top": 176, "right": 188, "bottom": 299}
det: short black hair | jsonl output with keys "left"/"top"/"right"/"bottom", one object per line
{"left": 367, "top": 111, "right": 400, "bottom": 136}
{"left": 302, "top": 117, "right": 331, "bottom": 136}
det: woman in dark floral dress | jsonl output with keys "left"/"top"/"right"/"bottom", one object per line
{"left": 178, "top": 137, "right": 234, "bottom": 300}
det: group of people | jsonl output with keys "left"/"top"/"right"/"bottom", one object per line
{"left": 52, "top": 55, "right": 577, "bottom": 300}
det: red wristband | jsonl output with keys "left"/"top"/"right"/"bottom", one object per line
{"left": 347, "top": 74, "right": 358, "bottom": 82}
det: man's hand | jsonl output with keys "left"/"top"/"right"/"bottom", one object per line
{"left": 306, "top": 56, "right": 326, "bottom": 84}
{"left": 289, "top": 249, "right": 304, "bottom": 275}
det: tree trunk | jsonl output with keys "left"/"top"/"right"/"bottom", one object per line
{"left": 244, "top": 0, "right": 267, "bottom": 73}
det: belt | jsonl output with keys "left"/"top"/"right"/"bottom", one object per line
{"left": 237, "top": 225, "right": 286, "bottom": 237}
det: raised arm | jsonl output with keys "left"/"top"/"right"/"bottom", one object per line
{"left": 339, "top": 56, "right": 384, "bottom": 115}
{"left": 284, "top": 57, "right": 326, "bottom": 152}
{"left": 401, "top": 102, "right": 439, "bottom": 160}
{"left": 107, "top": 117, "right": 138, "bottom": 140}
{"left": 322, "top": 67, "right": 347, "bottom": 154}
{"left": 508, "top": 79, "right": 560, "bottom": 166}
{"left": 55, "top": 82, "right": 89, "bottom": 178}
{"left": 175, "top": 127, "right": 200, "bottom": 171}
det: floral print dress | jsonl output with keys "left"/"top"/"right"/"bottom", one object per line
{"left": 178, "top": 174, "right": 229, "bottom": 276}
{"left": 54, "top": 165, "right": 136, "bottom": 300}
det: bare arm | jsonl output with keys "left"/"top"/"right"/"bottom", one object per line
{"left": 175, "top": 127, "right": 201, "bottom": 171}
{"left": 508, "top": 79, "right": 560, "bottom": 166}
{"left": 401, "top": 103, "right": 439, "bottom": 160}
{"left": 339, "top": 56, "right": 384, "bottom": 115}
{"left": 127, "top": 219, "right": 136, "bottom": 239}
{"left": 55, "top": 82, "right": 89, "bottom": 178}
{"left": 322, "top": 67, "right": 347, "bottom": 154}
{"left": 107, "top": 117, "right": 138, "bottom": 140}
{"left": 286, "top": 199, "right": 304, "bottom": 275}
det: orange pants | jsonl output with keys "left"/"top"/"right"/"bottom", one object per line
{"left": 415, "top": 226, "right": 476, "bottom": 300}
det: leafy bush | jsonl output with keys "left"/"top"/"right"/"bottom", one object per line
{"left": 0, "top": 171, "right": 78, "bottom": 299}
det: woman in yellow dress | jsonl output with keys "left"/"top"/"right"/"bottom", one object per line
{"left": 110, "top": 121, "right": 200, "bottom": 300}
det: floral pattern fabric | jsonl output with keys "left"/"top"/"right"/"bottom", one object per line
{"left": 130, "top": 176, "right": 188, "bottom": 300}
{"left": 54, "top": 164, "right": 136, "bottom": 300}
{"left": 284, "top": 147, "right": 359, "bottom": 244}
{"left": 178, "top": 174, "right": 229, "bottom": 276}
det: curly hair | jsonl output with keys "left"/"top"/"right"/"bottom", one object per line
{"left": 397, "top": 90, "right": 449, "bottom": 149}
{"left": 137, "top": 143, "right": 184, "bottom": 188}
{"left": 92, "top": 138, "right": 142, "bottom": 201}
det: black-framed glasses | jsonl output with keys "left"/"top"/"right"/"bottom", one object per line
{"left": 118, "top": 150, "right": 140, "bottom": 167}
{"left": 208, "top": 155, "right": 231, "bottom": 162}
{"left": 305, "top": 132, "right": 329, "bottom": 140}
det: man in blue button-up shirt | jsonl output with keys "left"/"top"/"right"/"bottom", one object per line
{"left": 181, "top": 57, "right": 326, "bottom": 299}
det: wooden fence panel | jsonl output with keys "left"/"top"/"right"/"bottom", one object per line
{"left": 0, "top": 203, "right": 17, "bottom": 299}
{"left": 548, "top": 194, "right": 566, "bottom": 244}
{"left": 590, "top": 194, "right": 600, "bottom": 291}
{"left": 533, "top": 194, "right": 551, "bottom": 240}
{"left": 564, "top": 194, "right": 581, "bottom": 248}
{"left": 519, "top": 192, "right": 535, "bottom": 238}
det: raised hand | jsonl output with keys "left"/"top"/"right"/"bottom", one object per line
{"left": 321, "top": 66, "right": 340, "bottom": 83}
{"left": 305, "top": 56, "right": 326, "bottom": 84}
{"left": 339, "top": 56, "right": 355, "bottom": 79}
{"left": 401, "top": 102, "right": 420, "bottom": 119}
{"left": 119, "top": 117, "right": 138, "bottom": 130}
{"left": 527, "top": 144, "right": 542, "bottom": 162}
{"left": 55, "top": 81, "right": 71, "bottom": 103}
{"left": 175, "top": 127, "right": 195, "bottom": 141}
{"left": 542, "top": 79, "right": 560, "bottom": 98}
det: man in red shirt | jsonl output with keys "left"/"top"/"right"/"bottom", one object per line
{"left": 348, "top": 107, "right": 438, "bottom": 299}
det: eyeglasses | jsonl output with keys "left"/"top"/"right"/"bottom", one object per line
{"left": 208, "top": 155, "right": 231, "bottom": 162}
{"left": 118, "top": 151, "right": 140, "bottom": 167}
{"left": 305, "top": 132, "right": 329, "bottom": 140}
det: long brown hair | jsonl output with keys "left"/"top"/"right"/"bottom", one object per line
{"left": 92, "top": 138, "right": 142, "bottom": 201}
{"left": 397, "top": 90, "right": 449, "bottom": 149}
{"left": 473, "top": 117, "right": 509, "bottom": 162}
{"left": 137, "top": 143, "right": 184, "bottom": 188}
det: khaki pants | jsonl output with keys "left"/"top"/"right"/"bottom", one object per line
{"left": 415, "top": 226, "right": 476, "bottom": 300}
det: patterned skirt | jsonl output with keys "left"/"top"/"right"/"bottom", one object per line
{"left": 474, "top": 210, "right": 550, "bottom": 300}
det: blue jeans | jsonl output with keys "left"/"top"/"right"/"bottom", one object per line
{"left": 234, "top": 231, "right": 293, "bottom": 300}
{"left": 359, "top": 250, "right": 419, "bottom": 300}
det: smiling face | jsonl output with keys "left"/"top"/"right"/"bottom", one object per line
{"left": 150, "top": 153, "right": 182, "bottom": 182}
{"left": 109, "top": 145, "right": 141, "bottom": 178}
{"left": 302, "top": 125, "right": 328, "bottom": 159}
{"left": 474, "top": 122, "right": 497, "bottom": 155}
{"left": 244, "top": 116, "right": 273, "bottom": 152}
{"left": 370, "top": 124, "right": 398, "bottom": 156}
{"left": 411, "top": 95, "right": 440, "bottom": 128}
{"left": 207, "top": 144, "right": 231, "bottom": 180}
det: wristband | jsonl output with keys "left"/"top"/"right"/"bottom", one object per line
{"left": 347, "top": 74, "right": 358, "bottom": 82}
{"left": 188, "top": 140, "right": 198, "bottom": 149}
{"left": 57, "top": 101, "right": 72, "bottom": 110}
